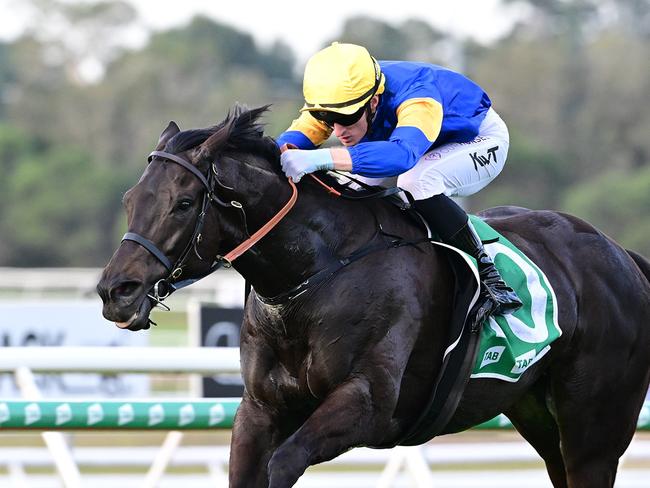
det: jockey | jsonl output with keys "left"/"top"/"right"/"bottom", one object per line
{"left": 277, "top": 42, "right": 522, "bottom": 316}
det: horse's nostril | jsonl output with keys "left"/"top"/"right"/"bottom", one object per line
{"left": 111, "top": 280, "right": 142, "bottom": 301}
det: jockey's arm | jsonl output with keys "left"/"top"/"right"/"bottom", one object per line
{"left": 344, "top": 97, "right": 443, "bottom": 177}
{"left": 278, "top": 98, "right": 443, "bottom": 182}
{"left": 276, "top": 112, "right": 332, "bottom": 149}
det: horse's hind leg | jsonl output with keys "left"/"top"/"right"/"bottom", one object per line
{"left": 504, "top": 380, "right": 567, "bottom": 488}
{"left": 552, "top": 392, "right": 627, "bottom": 487}
{"left": 550, "top": 355, "right": 648, "bottom": 488}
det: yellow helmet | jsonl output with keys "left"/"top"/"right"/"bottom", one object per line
{"left": 301, "top": 42, "right": 385, "bottom": 116}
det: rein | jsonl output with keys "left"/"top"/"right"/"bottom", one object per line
{"left": 122, "top": 150, "right": 297, "bottom": 309}
{"left": 221, "top": 180, "right": 297, "bottom": 263}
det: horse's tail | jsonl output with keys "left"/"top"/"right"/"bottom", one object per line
{"left": 627, "top": 249, "right": 650, "bottom": 285}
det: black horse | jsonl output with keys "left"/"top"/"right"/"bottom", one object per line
{"left": 97, "top": 106, "right": 650, "bottom": 488}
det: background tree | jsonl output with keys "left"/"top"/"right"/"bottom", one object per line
{"left": 563, "top": 168, "right": 650, "bottom": 255}
{"left": 331, "top": 16, "right": 447, "bottom": 63}
{"left": 16, "top": 0, "right": 141, "bottom": 82}
{"left": 467, "top": 0, "right": 650, "bottom": 258}
{"left": 0, "top": 128, "right": 129, "bottom": 265}
{"left": 0, "top": 1, "right": 648, "bottom": 265}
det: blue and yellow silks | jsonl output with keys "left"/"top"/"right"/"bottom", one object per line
{"left": 276, "top": 61, "right": 492, "bottom": 178}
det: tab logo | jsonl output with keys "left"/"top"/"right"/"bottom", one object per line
{"left": 480, "top": 346, "right": 505, "bottom": 369}
{"left": 511, "top": 350, "right": 537, "bottom": 375}
{"left": 0, "top": 403, "right": 9, "bottom": 424}
{"left": 56, "top": 403, "right": 72, "bottom": 425}
{"left": 148, "top": 404, "right": 164, "bottom": 426}
{"left": 25, "top": 403, "right": 41, "bottom": 425}
{"left": 179, "top": 404, "right": 195, "bottom": 426}
{"left": 209, "top": 404, "right": 226, "bottom": 426}
{"left": 498, "top": 414, "right": 512, "bottom": 427}
{"left": 87, "top": 403, "right": 104, "bottom": 425}
{"left": 118, "top": 404, "right": 134, "bottom": 426}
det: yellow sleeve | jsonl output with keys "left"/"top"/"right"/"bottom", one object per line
{"left": 395, "top": 97, "right": 443, "bottom": 143}
{"left": 287, "top": 112, "right": 333, "bottom": 147}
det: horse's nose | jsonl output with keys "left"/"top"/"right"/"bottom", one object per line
{"left": 96, "top": 278, "right": 143, "bottom": 304}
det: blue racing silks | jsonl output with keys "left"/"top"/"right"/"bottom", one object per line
{"left": 276, "top": 61, "right": 491, "bottom": 178}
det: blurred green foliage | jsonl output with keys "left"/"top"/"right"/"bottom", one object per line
{"left": 0, "top": 123, "right": 130, "bottom": 265}
{"left": 563, "top": 168, "right": 650, "bottom": 254}
{"left": 0, "top": 0, "right": 648, "bottom": 266}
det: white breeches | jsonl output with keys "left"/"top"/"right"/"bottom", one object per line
{"left": 355, "top": 108, "right": 510, "bottom": 200}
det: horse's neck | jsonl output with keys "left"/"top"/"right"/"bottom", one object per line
{"left": 232, "top": 184, "right": 387, "bottom": 300}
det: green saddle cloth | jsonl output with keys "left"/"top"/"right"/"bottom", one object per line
{"left": 466, "top": 215, "right": 562, "bottom": 382}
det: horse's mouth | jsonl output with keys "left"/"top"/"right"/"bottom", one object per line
{"left": 114, "top": 296, "right": 153, "bottom": 331}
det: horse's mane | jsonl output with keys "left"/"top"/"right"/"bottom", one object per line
{"left": 164, "top": 104, "right": 280, "bottom": 164}
{"left": 161, "top": 105, "right": 384, "bottom": 198}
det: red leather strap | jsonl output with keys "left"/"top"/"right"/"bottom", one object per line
{"left": 309, "top": 174, "right": 342, "bottom": 197}
{"left": 222, "top": 178, "right": 298, "bottom": 263}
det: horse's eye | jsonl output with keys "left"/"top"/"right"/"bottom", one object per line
{"left": 175, "top": 199, "right": 193, "bottom": 212}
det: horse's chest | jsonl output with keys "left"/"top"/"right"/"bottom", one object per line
{"left": 243, "top": 302, "right": 350, "bottom": 405}
{"left": 247, "top": 348, "right": 338, "bottom": 406}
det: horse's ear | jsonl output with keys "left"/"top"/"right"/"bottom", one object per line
{"left": 155, "top": 121, "right": 181, "bottom": 150}
{"left": 196, "top": 120, "right": 234, "bottom": 160}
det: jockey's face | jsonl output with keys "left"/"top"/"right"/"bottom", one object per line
{"left": 332, "top": 95, "right": 379, "bottom": 147}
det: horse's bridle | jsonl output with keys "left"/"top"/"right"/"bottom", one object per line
{"left": 122, "top": 150, "right": 297, "bottom": 310}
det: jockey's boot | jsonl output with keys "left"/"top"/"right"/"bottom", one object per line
{"left": 413, "top": 194, "right": 522, "bottom": 316}
{"left": 446, "top": 221, "right": 523, "bottom": 316}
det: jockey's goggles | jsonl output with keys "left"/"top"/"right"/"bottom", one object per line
{"left": 309, "top": 104, "right": 367, "bottom": 127}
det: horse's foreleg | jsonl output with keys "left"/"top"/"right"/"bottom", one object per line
{"left": 229, "top": 392, "right": 283, "bottom": 488}
{"left": 266, "top": 376, "right": 385, "bottom": 488}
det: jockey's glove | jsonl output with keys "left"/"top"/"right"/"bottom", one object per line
{"left": 280, "top": 148, "right": 334, "bottom": 183}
